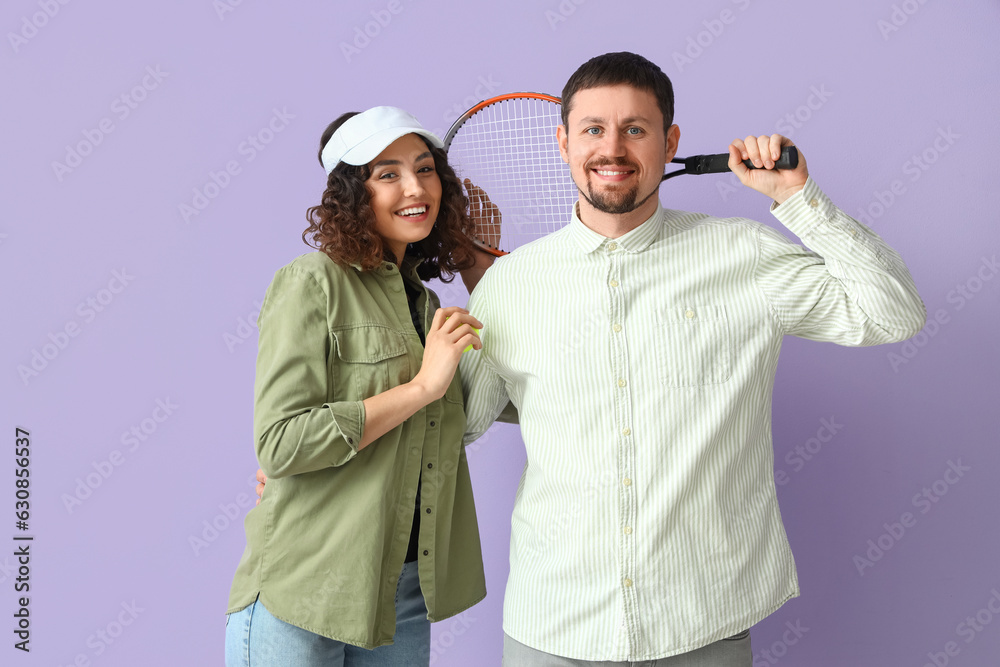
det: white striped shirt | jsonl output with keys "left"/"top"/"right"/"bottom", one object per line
{"left": 459, "top": 178, "right": 926, "bottom": 661}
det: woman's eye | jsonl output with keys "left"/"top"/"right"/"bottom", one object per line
{"left": 418, "top": 165, "right": 435, "bottom": 173}
{"left": 378, "top": 171, "right": 397, "bottom": 180}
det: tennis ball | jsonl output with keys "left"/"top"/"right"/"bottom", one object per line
{"left": 445, "top": 316, "right": 480, "bottom": 352}
{"left": 463, "top": 328, "right": 480, "bottom": 353}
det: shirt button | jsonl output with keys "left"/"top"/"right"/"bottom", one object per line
{"left": 609, "top": 279, "right": 619, "bottom": 287}
{"left": 427, "top": 463, "right": 434, "bottom": 469}
{"left": 623, "top": 478, "right": 632, "bottom": 486}
{"left": 423, "top": 550, "right": 429, "bottom": 556}
{"left": 622, "top": 428, "right": 631, "bottom": 436}
{"left": 617, "top": 378, "right": 627, "bottom": 388}
{"left": 429, "top": 421, "right": 436, "bottom": 427}
{"left": 624, "top": 578, "right": 633, "bottom": 588}
{"left": 684, "top": 309, "right": 695, "bottom": 319}
{"left": 624, "top": 526, "right": 632, "bottom": 535}
{"left": 425, "top": 508, "right": 432, "bottom": 514}
{"left": 607, "top": 242, "right": 618, "bottom": 251}
{"left": 612, "top": 323, "right": 622, "bottom": 332}
{"left": 347, "top": 437, "right": 354, "bottom": 444}
{"left": 809, "top": 198, "right": 819, "bottom": 208}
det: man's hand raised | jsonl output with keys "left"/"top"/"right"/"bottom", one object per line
{"left": 729, "top": 134, "right": 809, "bottom": 205}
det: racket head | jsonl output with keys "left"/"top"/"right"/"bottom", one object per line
{"left": 444, "top": 93, "right": 580, "bottom": 256}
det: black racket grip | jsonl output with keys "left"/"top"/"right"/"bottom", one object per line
{"left": 684, "top": 146, "right": 799, "bottom": 174}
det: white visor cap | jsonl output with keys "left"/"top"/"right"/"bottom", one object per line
{"left": 320, "top": 106, "right": 443, "bottom": 174}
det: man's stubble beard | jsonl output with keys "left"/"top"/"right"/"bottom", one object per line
{"left": 577, "top": 158, "right": 660, "bottom": 215}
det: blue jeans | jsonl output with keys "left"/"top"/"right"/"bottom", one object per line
{"left": 225, "top": 561, "right": 430, "bottom": 666}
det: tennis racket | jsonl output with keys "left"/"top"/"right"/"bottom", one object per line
{"left": 444, "top": 92, "right": 798, "bottom": 256}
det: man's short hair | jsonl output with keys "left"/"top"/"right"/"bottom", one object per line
{"left": 561, "top": 51, "right": 675, "bottom": 134}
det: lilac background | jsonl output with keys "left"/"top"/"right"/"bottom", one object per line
{"left": 2, "top": 1, "right": 998, "bottom": 665}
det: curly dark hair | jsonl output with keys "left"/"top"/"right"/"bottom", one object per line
{"left": 302, "top": 112, "right": 478, "bottom": 282}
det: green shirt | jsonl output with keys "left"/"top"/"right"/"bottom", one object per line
{"left": 227, "top": 251, "right": 486, "bottom": 648}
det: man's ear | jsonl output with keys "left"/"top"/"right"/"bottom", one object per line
{"left": 665, "top": 124, "right": 681, "bottom": 164}
{"left": 557, "top": 124, "right": 570, "bottom": 164}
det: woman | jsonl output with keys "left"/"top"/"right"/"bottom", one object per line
{"left": 225, "top": 106, "right": 488, "bottom": 666}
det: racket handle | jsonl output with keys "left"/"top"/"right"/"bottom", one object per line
{"left": 683, "top": 146, "right": 799, "bottom": 174}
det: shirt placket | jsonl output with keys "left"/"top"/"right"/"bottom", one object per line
{"left": 415, "top": 281, "right": 441, "bottom": 573}
{"left": 379, "top": 263, "right": 428, "bottom": 581}
{"left": 607, "top": 241, "right": 641, "bottom": 658}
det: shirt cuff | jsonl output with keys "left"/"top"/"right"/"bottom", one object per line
{"left": 331, "top": 400, "right": 365, "bottom": 454}
{"left": 769, "top": 176, "right": 837, "bottom": 239}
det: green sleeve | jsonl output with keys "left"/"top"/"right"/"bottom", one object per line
{"left": 253, "top": 265, "right": 365, "bottom": 477}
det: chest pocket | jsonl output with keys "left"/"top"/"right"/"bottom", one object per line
{"left": 655, "top": 305, "right": 732, "bottom": 387}
{"left": 331, "top": 325, "right": 410, "bottom": 399}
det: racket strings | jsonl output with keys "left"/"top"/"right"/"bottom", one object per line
{"left": 447, "top": 97, "right": 579, "bottom": 253}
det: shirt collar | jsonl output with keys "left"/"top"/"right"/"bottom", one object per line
{"left": 349, "top": 256, "right": 425, "bottom": 281}
{"left": 567, "top": 201, "right": 664, "bottom": 254}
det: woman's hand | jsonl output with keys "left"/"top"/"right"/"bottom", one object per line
{"left": 411, "top": 306, "right": 483, "bottom": 400}
{"left": 255, "top": 468, "right": 266, "bottom": 505}
{"left": 251, "top": 308, "right": 484, "bottom": 458}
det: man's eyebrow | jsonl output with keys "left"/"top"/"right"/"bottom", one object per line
{"left": 576, "top": 115, "right": 652, "bottom": 126}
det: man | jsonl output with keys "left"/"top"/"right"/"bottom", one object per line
{"left": 457, "top": 51, "right": 925, "bottom": 665}
{"left": 254, "top": 51, "right": 925, "bottom": 665}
